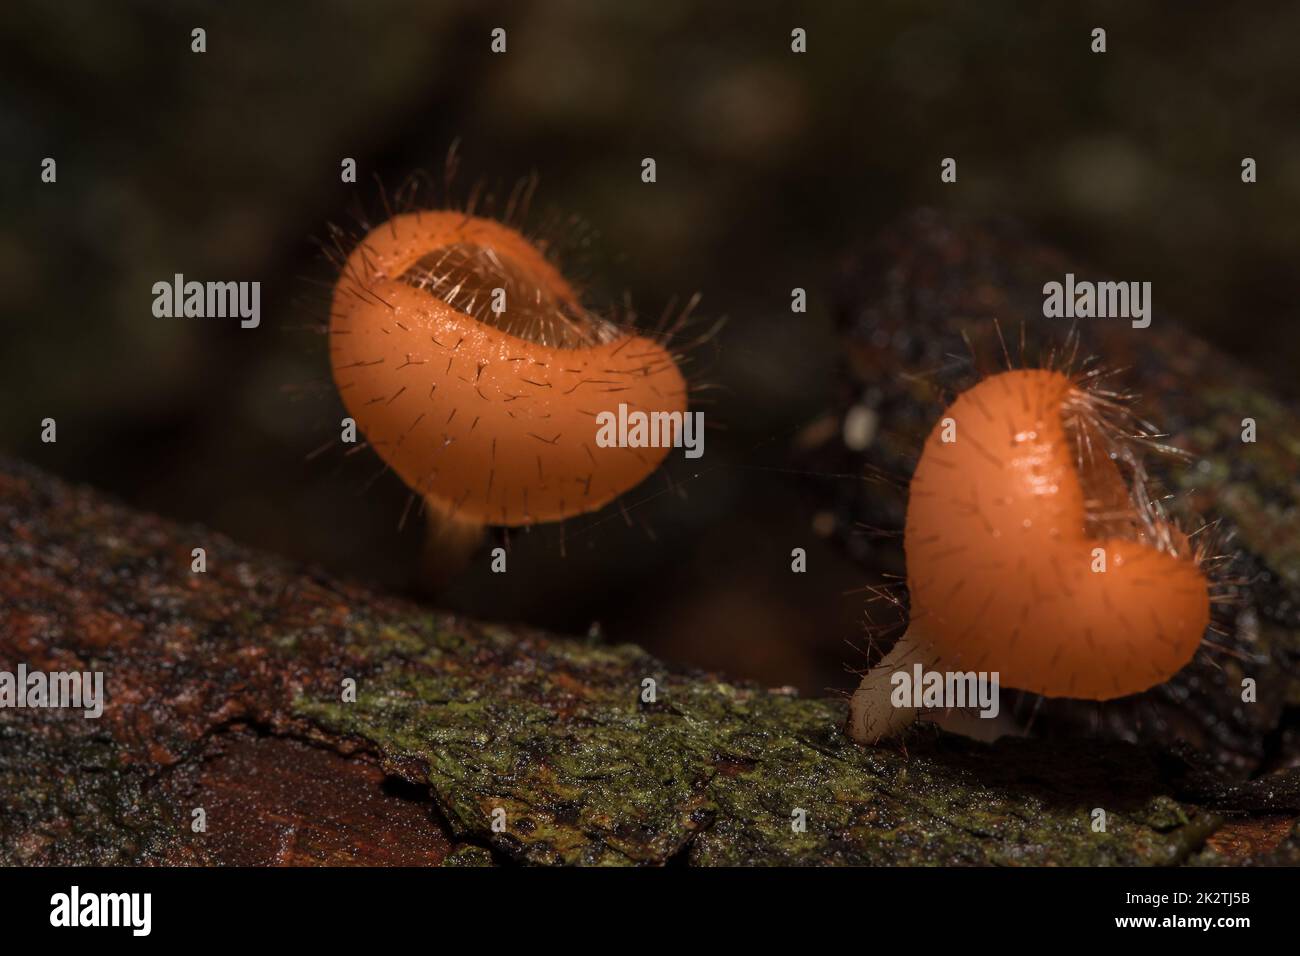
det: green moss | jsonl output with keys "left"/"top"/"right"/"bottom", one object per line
{"left": 294, "top": 644, "right": 1218, "bottom": 866}
{"left": 441, "top": 845, "right": 496, "bottom": 867}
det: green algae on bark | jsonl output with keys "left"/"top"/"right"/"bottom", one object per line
{"left": 294, "top": 630, "right": 1220, "bottom": 866}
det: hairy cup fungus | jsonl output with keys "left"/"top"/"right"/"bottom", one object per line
{"left": 329, "top": 211, "right": 689, "bottom": 545}
{"left": 847, "top": 368, "right": 1212, "bottom": 743}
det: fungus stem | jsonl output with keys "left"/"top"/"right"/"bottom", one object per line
{"left": 847, "top": 627, "right": 934, "bottom": 744}
{"left": 418, "top": 502, "right": 485, "bottom": 593}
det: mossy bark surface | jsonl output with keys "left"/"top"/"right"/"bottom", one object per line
{"left": 1, "top": 453, "right": 1295, "bottom": 866}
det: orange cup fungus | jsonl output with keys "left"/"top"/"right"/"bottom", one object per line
{"left": 848, "top": 368, "right": 1211, "bottom": 743}
{"left": 329, "top": 212, "right": 688, "bottom": 532}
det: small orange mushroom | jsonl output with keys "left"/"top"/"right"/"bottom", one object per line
{"left": 329, "top": 212, "right": 688, "bottom": 538}
{"left": 847, "top": 368, "right": 1211, "bottom": 743}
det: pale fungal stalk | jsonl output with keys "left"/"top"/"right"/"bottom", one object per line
{"left": 847, "top": 626, "right": 937, "bottom": 744}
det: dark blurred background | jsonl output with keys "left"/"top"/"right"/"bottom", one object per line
{"left": 2, "top": 1, "right": 1297, "bottom": 696}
